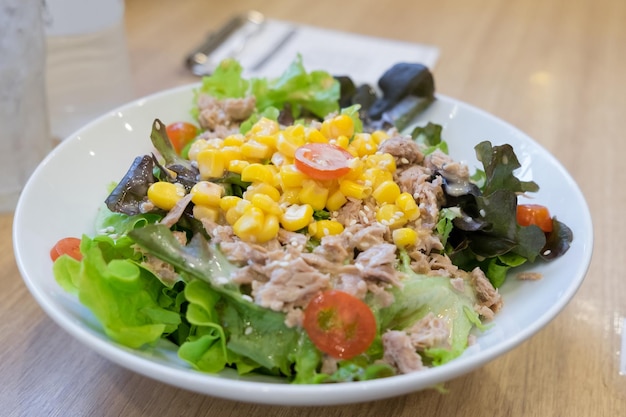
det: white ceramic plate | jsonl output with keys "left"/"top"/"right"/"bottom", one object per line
{"left": 13, "top": 84, "right": 593, "bottom": 406}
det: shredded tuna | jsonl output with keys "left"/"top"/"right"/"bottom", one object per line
{"left": 313, "top": 233, "right": 350, "bottom": 263}
{"left": 197, "top": 95, "right": 256, "bottom": 133}
{"left": 517, "top": 271, "right": 543, "bottom": 280}
{"left": 425, "top": 149, "right": 470, "bottom": 183}
{"left": 353, "top": 243, "right": 401, "bottom": 286}
{"left": 469, "top": 267, "right": 503, "bottom": 320}
{"left": 450, "top": 277, "right": 466, "bottom": 292}
{"left": 158, "top": 193, "right": 192, "bottom": 228}
{"left": 219, "top": 240, "right": 268, "bottom": 264}
{"left": 377, "top": 135, "right": 424, "bottom": 166}
{"left": 142, "top": 255, "right": 180, "bottom": 286}
{"left": 382, "top": 330, "right": 425, "bottom": 374}
{"left": 345, "top": 222, "right": 390, "bottom": 251}
{"left": 407, "top": 312, "right": 450, "bottom": 350}
{"left": 252, "top": 257, "right": 330, "bottom": 314}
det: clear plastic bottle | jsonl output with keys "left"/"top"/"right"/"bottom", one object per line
{"left": 0, "top": 0, "right": 51, "bottom": 212}
{"left": 44, "top": 0, "right": 134, "bottom": 142}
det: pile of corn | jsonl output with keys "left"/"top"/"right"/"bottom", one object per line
{"left": 146, "top": 114, "right": 421, "bottom": 247}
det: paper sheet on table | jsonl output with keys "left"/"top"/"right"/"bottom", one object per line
{"left": 197, "top": 18, "right": 439, "bottom": 84}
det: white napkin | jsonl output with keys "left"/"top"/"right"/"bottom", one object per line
{"left": 197, "top": 18, "right": 439, "bottom": 84}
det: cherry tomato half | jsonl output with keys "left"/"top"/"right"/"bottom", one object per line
{"left": 166, "top": 121, "right": 199, "bottom": 154}
{"left": 303, "top": 290, "right": 377, "bottom": 359}
{"left": 516, "top": 204, "right": 553, "bottom": 233}
{"left": 294, "top": 143, "right": 353, "bottom": 180}
{"left": 50, "top": 237, "right": 82, "bottom": 262}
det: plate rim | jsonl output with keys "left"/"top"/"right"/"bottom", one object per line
{"left": 12, "top": 84, "right": 594, "bottom": 406}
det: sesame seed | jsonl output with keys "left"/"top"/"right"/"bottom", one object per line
{"left": 215, "top": 276, "right": 229, "bottom": 285}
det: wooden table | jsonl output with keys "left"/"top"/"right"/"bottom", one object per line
{"left": 2, "top": 0, "right": 624, "bottom": 415}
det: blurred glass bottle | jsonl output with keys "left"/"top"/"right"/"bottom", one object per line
{"left": 44, "top": 0, "right": 134, "bottom": 142}
{"left": 0, "top": 0, "right": 51, "bottom": 212}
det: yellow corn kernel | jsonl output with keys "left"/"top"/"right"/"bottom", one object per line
{"left": 326, "top": 188, "right": 347, "bottom": 212}
{"left": 225, "top": 199, "right": 252, "bottom": 225}
{"left": 187, "top": 139, "right": 209, "bottom": 161}
{"left": 276, "top": 131, "right": 306, "bottom": 158}
{"left": 306, "top": 127, "right": 328, "bottom": 143}
{"left": 219, "top": 195, "right": 242, "bottom": 211}
{"left": 280, "top": 204, "right": 314, "bottom": 231}
{"left": 371, "top": 130, "right": 390, "bottom": 144}
{"left": 298, "top": 179, "right": 329, "bottom": 211}
{"left": 256, "top": 214, "right": 280, "bottom": 243}
{"left": 243, "top": 182, "right": 281, "bottom": 202}
{"left": 219, "top": 146, "right": 243, "bottom": 164}
{"left": 190, "top": 181, "right": 223, "bottom": 207}
{"left": 266, "top": 164, "right": 281, "bottom": 188}
{"left": 222, "top": 134, "right": 245, "bottom": 147}
{"left": 284, "top": 124, "right": 305, "bottom": 141}
{"left": 392, "top": 227, "right": 418, "bottom": 248}
{"left": 365, "top": 153, "right": 396, "bottom": 173}
{"left": 372, "top": 180, "right": 401, "bottom": 205}
{"left": 147, "top": 182, "right": 186, "bottom": 211}
{"left": 248, "top": 117, "right": 279, "bottom": 136}
{"left": 351, "top": 133, "right": 378, "bottom": 157}
{"left": 330, "top": 134, "right": 350, "bottom": 149}
{"left": 376, "top": 203, "right": 408, "bottom": 229}
{"left": 251, "top": 193, "right": 283, "bottom": 216}
{"left": 279, "top": 164, "right": 306, "bottom": 188}
{"left": 280, "top": 187, "right": 301, "bottom": 205}
{"left": 192, "top": 205, "right": 220, "bottom": 222}
{"left": 233, "top": 206, "right": 265, "bottom": 242}
{"left": 321, "top": 114, "right": 354, "bottom": 139}
{"left": 341, "top": 157, "right": 364, "bottom": 181}
{"left": 255, "top": 134, "right": 278, "bottom": 150}
{"left": 241, "top": 163, "right": 274, "bottom": 184}
{"left": 241, "top": 140, "right": 273, "bottom": 160}
{"left": 308, "top": 220, "right": 344, "bottom": 240}
{"left": 228, "top": 160, "right": 249, "bottom": 174}
{"left": 361, "top": 167, "right": 393, "bottom": 190}
{"left": 197, "top": 148, "right": 225, "bottom": 179}
{"left": 396, "top": 192, "right": 420, "bottom": 221}
{"left": 339, "top": 179, "right": 371, "bottom": 200}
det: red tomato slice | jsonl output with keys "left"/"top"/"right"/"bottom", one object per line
{"left": 516, "top": 204, "right": 553, "bottom": 233}
{"left": 294, "top": 143, "right": 353, "bottom": 180}
{"left": 50, "top": 237, "right": 82, "bottom": 262}
{"left": 166, "top": 121, "right": 199, "bottom": 154}
{"left": 303, "top": 290, "right": 377, "bottom": 359}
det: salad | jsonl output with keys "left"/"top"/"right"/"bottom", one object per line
{"left": 51, "top": 56, "right": 573, "bottom": 383}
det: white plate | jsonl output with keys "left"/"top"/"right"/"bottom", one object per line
{"left": 13, "top": 84, "right": 593, "bottom": 406}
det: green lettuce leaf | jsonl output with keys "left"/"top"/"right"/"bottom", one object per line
{"left": 128, "top": 224, "right": 319, "bottom": 377}
{"left": 378, "top": 251, "right": 483, "bottom": 365}
{"left": 198, "top": 58, "right": 250, "bottom": 99}
{"left": 54, "top": 236, "right": 182, "bottom": 349}
{"left": 197, "top": 55, "right": 340, "bottom": 122}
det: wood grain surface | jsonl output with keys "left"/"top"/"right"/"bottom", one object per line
{"left": 2, "top": 0, "right": 624, "bottom": 415}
